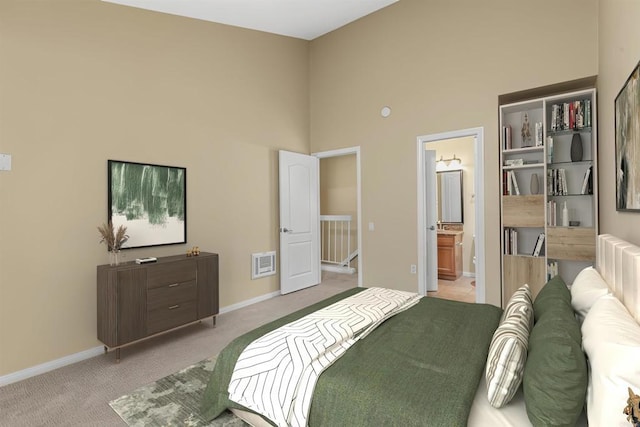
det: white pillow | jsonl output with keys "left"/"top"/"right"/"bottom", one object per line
{"left": 582, "top": 294, "right": 640, "bottom": 427}
{"left": 570, "top": 266, "right": 609, "bottom": 324}
{"left": 486, "top": 284, "right": 533, "bottom": 408}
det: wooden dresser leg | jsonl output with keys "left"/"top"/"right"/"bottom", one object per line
{"left": 212, "top": 316, "right": 217, "bottom": 327}
{"left": 115, "top": 348, "right": 121, "bottom": 363}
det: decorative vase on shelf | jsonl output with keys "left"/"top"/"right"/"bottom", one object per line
{"left": 109, "top": 249, "right": 120, "bottom": 266}
{"left": 97, "top": 221, "right": 129, "bottom": 267}
{"left": 570, "top": 133, "right": 583, "bottom": 162}
{"left": 562, "top": 201, "right": 569, "bottom": 227}
{"left": 530, "top": 173, "right": 539, "bottom": 195}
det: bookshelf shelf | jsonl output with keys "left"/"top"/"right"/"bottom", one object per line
{"left": 499, "top": 88, "right": 598, "bottom": 307}
{"left": 503, "top": 146, "right": 545, "bottom": 155}
{"left": 547, "top": 127, "right": 593, "bottom": 137}
{"left": 548, "top": 160, "right": 593, "bottom": 166}
{"left": 503, "top": 163, "right": 545, "bottom": 171}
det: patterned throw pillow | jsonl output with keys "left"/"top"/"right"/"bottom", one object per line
{"left": 486, "top": 284, "right": 534, "bottom": 408}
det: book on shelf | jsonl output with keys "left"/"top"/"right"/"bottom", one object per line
{"left": 502, "top": 125, "right": 512, "bottom": 150}
{"left": 549, "top": 99, "right": 592, "bottom": 131}
{"left": 502, "top": 171, "right": 508, "bottom": 195}
{"left": 532, "top": 233, "right": 545, "bottom": 257}
{"left": 548, "top": 168, "right": 568, "bottom": 196}
{"left": 547, "top": 200, "right": 557, "bottom": 226}
{"left": 551, "top": 105, "right": 559, "bottom": 131}
{"left": 581, "top": 165, "right": 593, "bottom": 194}
{"left": 505, "top": 158, "right": 523, "bottom": 166}
{"left": 576, "top": 101, "right": 584, "bottom": 129}
{"left": 546, "top": 136, "right": 553, "bottom": 163}
{"left": 504, "top": 228, "right": 518, "bottom": 255}
{"left": 585, "top": 99, "right": 591, "bottom": 127}
{"left": 509, "top": 171, "right": 520, "bottom": 195}
{"left": 569, "top": 102, "right": 576, "bottom": 130}
{"left": 535, "top": 122, "right": 543, "bottom": 146}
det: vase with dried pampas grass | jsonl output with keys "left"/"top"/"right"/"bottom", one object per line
{"left": 97, "top": 222, "right": 129, "bottom": 266}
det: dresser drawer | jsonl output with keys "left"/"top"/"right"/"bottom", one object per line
{"left": 146, "top": 261, "right": 196, "bottom": 289}
{"left": 147, "top": 301, "right": 197, "bottom": 335}
{"left": 147, "top": 280, "right": 197, "bottom": 311}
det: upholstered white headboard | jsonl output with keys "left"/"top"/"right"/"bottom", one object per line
{"left": 596, "top": 234, "right": 640, "bottom": 324}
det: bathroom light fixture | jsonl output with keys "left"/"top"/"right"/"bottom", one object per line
{"left": 436, "top": 154, "right": 462, "bottom": 170}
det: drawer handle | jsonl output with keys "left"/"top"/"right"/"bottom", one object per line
{"left": 168, "top": 283, "right": 180, "bottom": 288}
{"left": 169, "top": 304, "right": 180, "bottom": 310}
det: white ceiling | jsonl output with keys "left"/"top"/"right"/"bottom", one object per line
{"left": 102, "top": 0, "right": 398, "bottom": 40}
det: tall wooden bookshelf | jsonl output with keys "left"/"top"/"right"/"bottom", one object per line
{"left": 499, "top": 88, "right": 597, "bottom": 306}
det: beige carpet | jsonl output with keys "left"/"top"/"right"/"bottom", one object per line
{"left": 0, "top": 272, "right": 357, "bottom": 426}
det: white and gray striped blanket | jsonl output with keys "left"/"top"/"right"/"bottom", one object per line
{"left": 227, "top": 287, "right": 422, "bottom": 427}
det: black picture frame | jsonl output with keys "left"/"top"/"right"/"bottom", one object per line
{"left": 615, "top": 60, "right": 640, "bottom": 212}
{"left": 108, "top": 160, "right": 187, "bottom": 249}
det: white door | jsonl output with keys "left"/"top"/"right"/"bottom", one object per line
{"left": 279, "top": 150, "right": 321, "bottom": 294}
{"left": 425, "top": 150, "right": 438, "bottom": 292}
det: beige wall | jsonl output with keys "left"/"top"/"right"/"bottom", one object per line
{"left": 598, "top": 0, "right": 640, "bottom": 245}
{"left": 0, "top": 1, "right": 309, "bottom": 376}
{"left": 309, "top": 0, "right": 598, "bottom": 301}
{"left": 320, "top": 156, "right": 357, "bottom": 219}
{"left": 429, "top": 136, "right": 475, "bottom": 274}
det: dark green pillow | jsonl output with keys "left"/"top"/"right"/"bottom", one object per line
{"left": 533, "top": 275, "right": 571, "bottom": 322}
{"left": 523, "top": 301, "right": 587, "bottom": 426}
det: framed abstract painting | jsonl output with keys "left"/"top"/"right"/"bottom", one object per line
{"left": 108, "top": 160, "right": 187, "bottom": 248}
{"left": 615, "top": 60, "right": 640, "bottom": 211}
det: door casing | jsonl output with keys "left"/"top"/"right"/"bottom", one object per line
{"left": 417, "top": 127, "right": 485, "bottom": 302}
{"left": 312, "top": 146, "right": 363, "bottom": 288}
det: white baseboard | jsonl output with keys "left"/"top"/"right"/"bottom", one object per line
{"left": 219, "top": 290, "right": 280, "bottom": 314}
{"left": 1, "top": 290, "right": 282, "bottom": 388}
{"left": 0, "top": 346, "right": 104, "bottom": 387}
{"left": 463, "top": 272, "right": 476, "bottom": 278}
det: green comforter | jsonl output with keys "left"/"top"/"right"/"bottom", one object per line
{"left": 201, "top": 288, "right": 501, "bottom": 427}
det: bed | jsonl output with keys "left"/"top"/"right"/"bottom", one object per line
{"left": 200, "top": 234, "right": 640, "bottom": 426}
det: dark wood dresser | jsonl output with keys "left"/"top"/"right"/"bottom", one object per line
{"left": 97, "top": 252, "right": 218, "bottom": 361}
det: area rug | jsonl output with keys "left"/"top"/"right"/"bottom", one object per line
{"left": 109, "top": 357, "right": 248, "bottom": 427}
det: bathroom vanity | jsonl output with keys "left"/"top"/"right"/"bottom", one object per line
{"left": 437, "top": 230, "right": 463, "bottom": 280}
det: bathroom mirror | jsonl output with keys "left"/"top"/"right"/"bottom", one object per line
{"left": 437, "top": 170, "right": 463, "bottom": 223}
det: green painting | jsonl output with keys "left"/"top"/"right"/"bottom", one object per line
{"left": 616, "top": 60, "right": 640, "bottom": 211}
{"left": 109, "top": 160, "right": 186, "bottom": 248}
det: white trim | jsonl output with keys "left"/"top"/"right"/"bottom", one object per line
{"left": 312, "top": 146, "right": 363, "bottom": 288}
{"left": 219, "top": 290, "right": 281, "bottom": 314}
{"left": 0, "top": 346, "right": 104, "bottom": 387}
{"left": 417, "top": 127, "right": 485, "bottom": 303}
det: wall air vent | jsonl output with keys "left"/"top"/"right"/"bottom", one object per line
{"left": 252, "top": 251, "right": 276, "bottom": 279}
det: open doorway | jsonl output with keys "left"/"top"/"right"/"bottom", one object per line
{"left": 428, "top": 137, "right": 475, "bottom": 302}
{"left": 417, "top": 128, "right": 485, "bottom": 303}
{"left": 313, "top": 147, "right": 362, "bottom": 287}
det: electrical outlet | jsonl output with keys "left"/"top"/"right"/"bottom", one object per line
{"left": 410, "top": 264, "right": 417, "bottom": 274}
